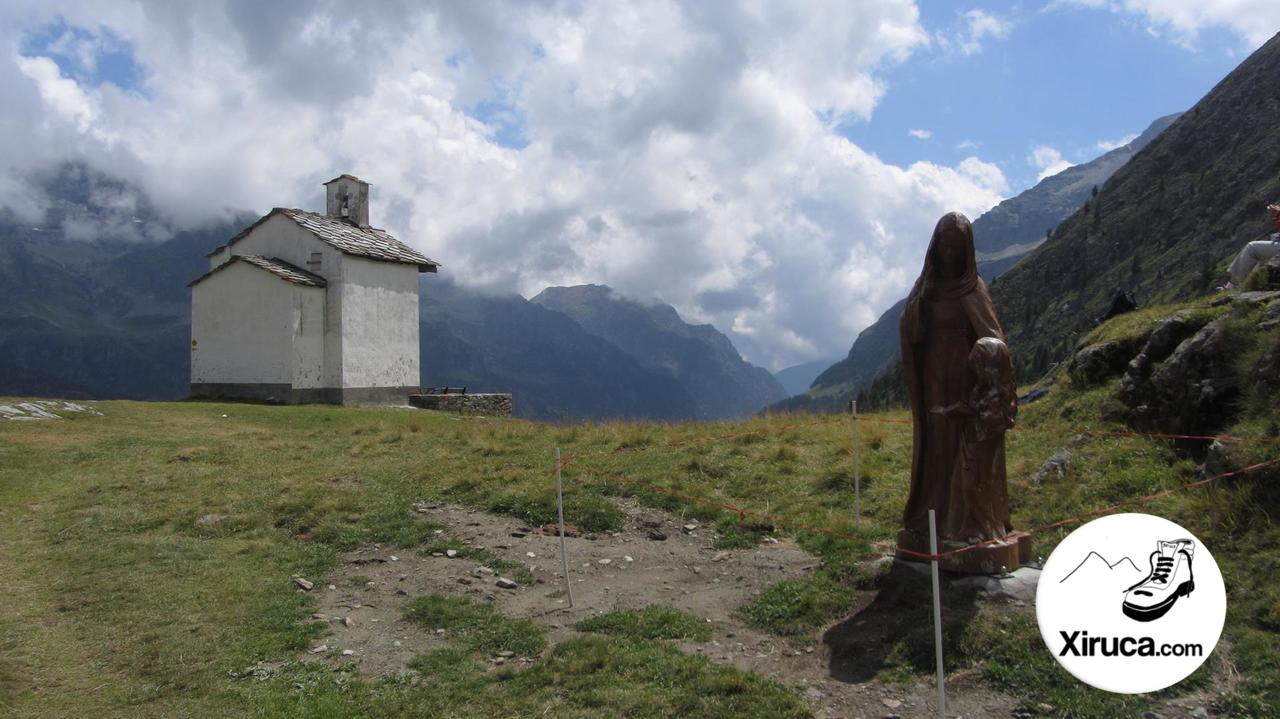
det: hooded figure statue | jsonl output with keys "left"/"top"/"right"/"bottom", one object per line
{"left": 897, "top": 212, "right": 1028, "bottom": 573}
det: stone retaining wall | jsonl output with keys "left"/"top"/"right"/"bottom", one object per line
{"left": 408, "top": 393, "right": 513, "bottom": 417}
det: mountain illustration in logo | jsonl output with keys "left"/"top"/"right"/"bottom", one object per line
{"left": 1058, "top": 551, "right": 1144, "bottom": 586}
{"left": 1058, "top": 540, "right": 1197, "bottom": 623}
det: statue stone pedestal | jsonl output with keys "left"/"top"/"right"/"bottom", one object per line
{"left": 896, "top": 529, "right": 1032, "bottom": 574}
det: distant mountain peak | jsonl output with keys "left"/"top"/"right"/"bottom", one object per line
{"left": 532, "top": 283, "right": 785, "bottom": 419}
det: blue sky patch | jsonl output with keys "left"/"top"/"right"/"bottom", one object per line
{"left": 20, "top": 17, "right": 145, "bottom": 94}
{"left": 467, "top": 95, "right": 530, "bottom": 150}
{"left": 840, "top": 1, "right": 1249, "bottom": 195}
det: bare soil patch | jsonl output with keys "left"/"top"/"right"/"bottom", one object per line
{"left": 303, "top": 499, "right": 1029, "bottom": 718}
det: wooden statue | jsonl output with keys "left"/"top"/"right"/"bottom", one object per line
{"left": 896, "top": 212, "right": 1030, "bottom": 573}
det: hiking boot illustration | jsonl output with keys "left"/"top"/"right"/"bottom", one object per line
{"left": 1122, "top": 539, "right": 1195, "bottom": 622}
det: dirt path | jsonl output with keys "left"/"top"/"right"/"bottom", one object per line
{"left": 303, "top": 499, "right": 1026, "bottom": 718}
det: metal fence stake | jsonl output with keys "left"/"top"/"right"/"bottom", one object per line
{"left": 929, "top": 508, "right": 946, "bottom": 719}
{"left": 555, "top": 448, "right": 574, "bottom": 608}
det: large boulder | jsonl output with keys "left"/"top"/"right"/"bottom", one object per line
{"left": 1127, "top": 317, "right": 1240, "bottom": 435}
{"left": 1250, "top": 334, "right": 1280, "bottom": 401}
{"left": 1244, "top": 252, "right": 1280, "bottom": 291}
{"left": 1118, "top": 310, "right": 1207, "bottom": 406}
{"left": 1067, "top": 339, "right": 1140, "bottom": 386}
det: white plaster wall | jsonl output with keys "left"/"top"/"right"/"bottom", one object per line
{"left": 291, "top": 286, "right": 327, "bottom": 388}
{"left": 338, "top": 255, "right": 420, "bottom": 389}
{"left": 208, "top": 246, "right": 230, "bottom": 269}
{"left": 191, "top": 262, "right": 295, "bottom": 385}
{"left": 226, "top": 213, "right": 345, "bottom": 387}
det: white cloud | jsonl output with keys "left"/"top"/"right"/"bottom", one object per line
{"left": 0, "top": 0, "right": 1012, "bottom": 370}
{"left": 15, "top": 55, "right": 96, "bottom": 132}
{"left": 1029, "top": 145, "right": 1075, "bottom": 181}
{"left": 1055, "top": 0, "right": 1280, "bottom": 48}
{"left": 937, "top": 8, "right": 1013, "bottom": 56}
{"left": 1095, "top": 132, "right": 1138, "bottom": 152}
{"left": 956, "top": 138, "right": 980, "bottom": 151}
{"left": 907, "top": 128, "right": 932, "bottom": 139}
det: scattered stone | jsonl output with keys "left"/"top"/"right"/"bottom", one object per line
{"left": 496, "top": 578, "right": 518, "bottom": 589}
{"left": 1141, "top": 711, "right": 1166, "bottom": 719}
{"left": 292, "top": 577, "right": 314, "bottom": 591}
{"left": 712, "top": 551, "right": 729, "bottom": 562}
{"left": 309, "top": 644, "right": 328, "bottom": 654}
{"left": 624, "top": 556, "right": 633, "bottom": 562}
{"left": 646, "top": 529, "right": 667, "bottom": 541}
{"left": 683, "top": 523, "right": 699, "bottom": 532}
{"left": 341, "top": 616, "right": 354, "bottom": 627}
{"left": 526, "top": 552, "right": 536, "bottom": 558}
{"left": 0, "top": 400, "right": 102, "bottom": 421}
{"left": 763, "top": 536, "right": 779, "bottom": 544}
{"left": 389, "top": 555, "right": 399, "bottom": 561}
{"left": 598, "top": 558, "right": 612, "bottom": 565}
{"left": 446, "top": 549, "right": 459, "bottom": 558}
{"left": 456, "top": 577, "right": 472, "bottom": 585}
{"left": 880, "top": 698, "right": 901, "bottom": 709}
{"left": 1190, "top": 709, "right": 1209, "bottom": 719}
{"left": 474, "top": 566, "right": 495, "bottom": 576}
{"left": 493, "top": 657, "right": 506, "bottom": 666}
{"left": 195, "top": 513, "right": 226, "bottom": 527}
{"left": 311, "top": 613, "right": 325, "bottom": 620}
{"left": 496, "top": 650, "right": 515, "bottom": 658}
{"left": 541, "top": 522, "right": 582, "bottom": 538}
{"left": 511, "top": 531, "right": 527, "bottom": 538}
{"left": 691, "top": 566, "right": 702, "bottom": 575}
{"left": 396, "top": 589, "right": 408, "bottom": 596}
{"left": 1032, "top": 447, "right": 1073, "bottom": 484}
{"left": 341, "top": 649, "right": 355, "bottom": 657}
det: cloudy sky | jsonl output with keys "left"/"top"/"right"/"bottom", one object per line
{"left": 3, "top": 1, "right": 1276, "bottom": 370}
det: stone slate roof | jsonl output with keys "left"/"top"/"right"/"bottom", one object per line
{"left": 188, "top": 254, "right": 327, "bottom": 288}
{"left": 208, "top": 207, "right": 440, "bottom": 271}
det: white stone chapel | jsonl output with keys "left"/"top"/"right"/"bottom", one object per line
{"left": 189, "top": 175, "right": 439, "bottom": 404}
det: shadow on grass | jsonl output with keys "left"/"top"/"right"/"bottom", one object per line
{"left": 821, "top": 561, "right": 982, "bottom": 683}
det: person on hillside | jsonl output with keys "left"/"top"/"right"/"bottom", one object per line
{"left": 1218, "top": 203, "right": 1280, "bottom": 290}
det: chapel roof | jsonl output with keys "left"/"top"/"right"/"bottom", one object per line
{"left": 187, "top": 254, "right": 328, "bottom": 288}
{"left": 207, "top": 207, "right": 440, "bottom": 272}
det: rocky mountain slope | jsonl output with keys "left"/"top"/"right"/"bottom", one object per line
{"left": 992, "top": 32, "right": 1280, "bottom": 380}
{"left": 531, "top": 285, "right": 785, "bottom": 420}
{"left": 767, "top": 112, "right": 1182, "bottom": 414}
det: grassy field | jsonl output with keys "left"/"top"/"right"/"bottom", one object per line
{"left": 2, "top": 306, "right": 1278, "bottom": 717}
